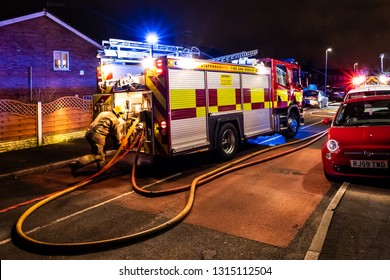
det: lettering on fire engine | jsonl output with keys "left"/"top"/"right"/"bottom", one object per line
{"left": 197, "top": 63, "right": 257, "bottom": 74}
{"left": 220, "top": 74, "right": 233, "bottom": 86}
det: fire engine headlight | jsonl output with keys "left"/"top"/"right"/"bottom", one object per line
{"left": 379, "top": 75, "right": 389, "bottom": 84}
{"left": 326, "top": 139, "right": 339, "bottom": 153}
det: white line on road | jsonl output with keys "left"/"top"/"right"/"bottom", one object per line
{"left": 0, "top": 173, "right": 182, "bottom": 245}
{"left": 304, "top": 182, "right": 349, "bottom": 260}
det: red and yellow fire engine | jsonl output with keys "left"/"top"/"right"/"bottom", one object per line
{"left": 94, "top": 39, "right": 304, "bottom": 160}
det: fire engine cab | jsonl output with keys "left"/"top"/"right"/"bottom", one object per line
{"left": 94, "top": 38, "right": 304, "bottom": 160}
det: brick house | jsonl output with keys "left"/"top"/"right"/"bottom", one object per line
{"left": 0, "top": 10, "right": 102, "bottom": 102}
{"left": 0, "top": 11, "right": 103, "bottom": 152}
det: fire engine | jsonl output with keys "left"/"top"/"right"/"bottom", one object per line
{"left": 94, "top": 38, "right": 304, "bottom": 160}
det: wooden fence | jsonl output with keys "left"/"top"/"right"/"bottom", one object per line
{"left": 0, "top": 97, "right": 92, "bottom": 152}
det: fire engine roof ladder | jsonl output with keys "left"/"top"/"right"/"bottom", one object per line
{"left": 98, "top": 38, "right": 201, "bottom": 64}
{"left": 209, "top": 49, "right": 259, "bottom": 63}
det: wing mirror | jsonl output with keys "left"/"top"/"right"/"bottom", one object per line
{"left": 322, "top": 118, "right": 332, "bottom": 125}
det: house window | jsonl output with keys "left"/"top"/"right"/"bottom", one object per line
{"left": 53, "top": 51, "right": 69, "bottom": 71}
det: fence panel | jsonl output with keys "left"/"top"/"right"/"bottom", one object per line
{"left": 0, "top": 97, "right": 92, "bottom": 152}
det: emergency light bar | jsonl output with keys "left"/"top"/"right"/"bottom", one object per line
{"left": 352, "top": 75, "right": 390, "bottom": 87}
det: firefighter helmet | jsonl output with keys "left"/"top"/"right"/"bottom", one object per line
{"left": 113, "top": 105, "right": 124, "bottom": 117}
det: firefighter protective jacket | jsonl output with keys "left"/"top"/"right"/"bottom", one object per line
{"left": 86, "top": 111, "right": 122, "bottom": 146}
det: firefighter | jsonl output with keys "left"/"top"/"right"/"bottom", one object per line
{"left": 69, "top": 105, "right": 125, "bottom": 176}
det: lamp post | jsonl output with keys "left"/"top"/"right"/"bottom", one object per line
{"left": 380, "top": 53, "right": 384, "bottom": 73}
{"left": 324, "top": 48, "right": 332, "bottom": 96}
{"left": 146, "top": 33, "right": 158, "bottom": 58}
{"left": 354, "top": 63, "right": 358, "bottom": 73}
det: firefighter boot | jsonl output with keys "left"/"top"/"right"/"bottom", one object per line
{"left": 96, "top": 160, "right": 105, "bottom": 172}
{"left": 69, "top": 160, "right": 80, "bottom": 177}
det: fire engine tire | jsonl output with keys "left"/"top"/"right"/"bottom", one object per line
{"left": 216, "top": 122, "right": 239, "bottom": 161}
{"left": 283, "top": 112, "right": 299, "bottom": 138}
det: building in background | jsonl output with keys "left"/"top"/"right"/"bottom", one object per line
{"left": 0, "top": 10, "right": 102, "bottom": 102}
{"left": 0, "top": 11, "right": 102, "bottom": 151}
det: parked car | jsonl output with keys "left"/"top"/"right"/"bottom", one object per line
{"left": 327, "top": 86, "right": 347, "bottom": 102}
{"left": 344, "top": 84, "right": 390, "bottom": 101}
{"left": 303, "top": 90, "right": 329, "bottom": 108}
{"left": 321, "top": 95, "right": 390, "bottom": 181}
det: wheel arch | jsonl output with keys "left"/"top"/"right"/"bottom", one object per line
{"left": 210, "top": 115, "right": 243, "bottom": 150}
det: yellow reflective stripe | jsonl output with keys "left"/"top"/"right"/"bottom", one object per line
{"left": 217, "top": 88, "right": 236, "bottom": 106}
{"left": 209, "top": 106, "right": 218, "bottom": 113}
{"left": 196, "top": 107, "right": 206, "bottom": 117}
{"left": 295, "top": 91, "right": 303, "bottom": 102}
{"left": 146, "top": 76, "right": 167, "bottom": 111}
{"left": 250, "top": 88, "right": 265, "bottom": 102}
{"left": 170, "top": 89, "right": 196, "bottom": 109}
{"left": 276, "top": 89, "right": 288, "bottom": 101}
{"left": 243, "top": 103, "right": 252, "bottom": 111}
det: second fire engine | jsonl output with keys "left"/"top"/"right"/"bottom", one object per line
{"left": 94, "top": 38, "right": 304, "bottom": 160}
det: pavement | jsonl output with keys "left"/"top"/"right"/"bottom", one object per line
{"left": 0, "top": 138, "right": 115, "bottom": 181}
{"left": 0, "top": 139, "right": 389, "bottom": 260}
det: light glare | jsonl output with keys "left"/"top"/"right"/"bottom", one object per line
{"left": 146, "top": 33, "right": 158, "bottom": 44}
{"left": 327, "top": 139, "right": 339, "bottom": 153}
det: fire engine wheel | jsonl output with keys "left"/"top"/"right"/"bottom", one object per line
{"left": 216, "top": 123, "right": 239, "bottom": 161}
{"left": 283, "top": 112, "right": 299, "bottom": 138}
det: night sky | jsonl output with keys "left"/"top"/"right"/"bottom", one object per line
{"left": 2, "top": 0, "right": 390, "bottom": 71}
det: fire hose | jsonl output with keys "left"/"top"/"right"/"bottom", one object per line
{"left": 13, "top": 121, "right": 328, "bottom": 253}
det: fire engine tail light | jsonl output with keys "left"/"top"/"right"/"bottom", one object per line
{"left": 160, "top": 120, "right": 167, "bottom": 136}
{"left": 379, "top": 75, "right": 389, "bottom": 84}
{"left": 156, "top": 59, "right": 164, "bottom": 74}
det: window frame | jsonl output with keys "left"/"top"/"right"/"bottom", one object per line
{"left": 53, "top": 50, "right": 70, "bottom": 71}
{"left": 276, "top": 64, "right": 288, "bottom": 87}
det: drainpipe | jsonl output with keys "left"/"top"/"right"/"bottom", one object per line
{"left": 37, "top": 101, "right": 42, "bottom": 146}
{"left": 28, "top": 66, "right": 33, "bottom": 103}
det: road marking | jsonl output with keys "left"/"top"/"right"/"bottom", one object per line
{"left": 304, "top": 182, "right": 349, "bottom": 260}
{"left": 301, "top": 120, "right": 325, "bottom": 128}
{"left": 256, "top": 120, "right": 325, "bottom": 145}
{"left": 0, "top": 173, "right": 181, "bottom": 246}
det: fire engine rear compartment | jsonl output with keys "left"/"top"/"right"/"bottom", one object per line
{"left": 169, "top": 68, "right": 272, "bottom": 153}
{"left": 142, "top": 62, "right": 274, "bottom": 158}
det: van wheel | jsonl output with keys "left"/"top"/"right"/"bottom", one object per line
{"left": 216, "top": 123, "right": 238, "bottom": 161}
{"left": 282, "top": 112, "right": 299, "bottom": 138}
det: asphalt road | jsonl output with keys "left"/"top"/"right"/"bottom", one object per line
{"left": 0, "top": 104, "right": 389, "bottom": 261}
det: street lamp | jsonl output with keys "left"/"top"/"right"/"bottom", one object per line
{"left": 146, "top": 33, "right": 158, "bottom": 58}
{"left": 380, "top": 53, "right": 384, "bottom": 73}
{"left": 324, "top": 48, "right": 332, "bottom": 96}
{"left": 354, "top": 63, "right": 358, "bottom": 73}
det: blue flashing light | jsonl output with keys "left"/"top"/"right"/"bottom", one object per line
{"left": 146, "top": 33, "right": 158, "bottom": 44}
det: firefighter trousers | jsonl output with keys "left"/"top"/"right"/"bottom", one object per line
{"left": 78, "top": 131, "right": 106, "bottom": 170}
